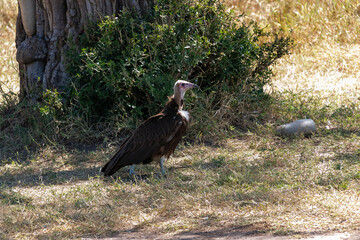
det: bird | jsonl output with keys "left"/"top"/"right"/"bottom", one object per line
{"left": 101, "top": 80, "right": 198, "bottom": 177}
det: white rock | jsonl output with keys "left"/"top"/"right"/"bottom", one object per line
{"left": 276, "top": 119, "right": 317, "bottom": 137}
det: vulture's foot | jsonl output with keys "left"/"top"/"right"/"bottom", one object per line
{"left": 129, "top": 165, "right": 141, "bottom": 180}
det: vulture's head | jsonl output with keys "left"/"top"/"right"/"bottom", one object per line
{"left": 174, "top": 79, "right": 198, "bottom": 98}
{"left": 173, "top": 80, "right": 199, "bottom": 108}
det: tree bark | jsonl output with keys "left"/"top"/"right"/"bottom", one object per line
{"left": 16, "top": 0, "right": 151, "bottom": 100}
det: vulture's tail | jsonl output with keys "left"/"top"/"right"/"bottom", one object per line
{"left": 101, "top": 150, "right": 126, "bottom": 177}
{"left": 101, "top": 136, "right": 132, "bottom": 176}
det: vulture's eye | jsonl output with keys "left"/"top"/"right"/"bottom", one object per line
{"left": 181, "top": 83, "right": 185, "bottom": 87}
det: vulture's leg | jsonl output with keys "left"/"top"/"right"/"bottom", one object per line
{"left": 129, "top": 165, "right": 141, "bottom": 180}
{"left": 129, "top": 164, "right": 136, "bottom": 176}
{"left": 160, "top": 156, "right": 167, "bottom": 177}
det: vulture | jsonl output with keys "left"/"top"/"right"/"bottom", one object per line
{"left": 101, "top": 80, "right": 198, "bottom": 177}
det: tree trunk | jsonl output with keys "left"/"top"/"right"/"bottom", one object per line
{"left": 15, "top": 0, "right": 151, "bottom": 101}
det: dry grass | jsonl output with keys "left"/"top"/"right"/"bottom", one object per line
{"left": 228, "top": 0, "right": 360, "bottom": 48}
{"left": 271, "top": 43, "right": 360, "bottom": 96}
{"left": 2, "top": 0, "right": 360, "bottom": 239}
{"left": 228, "top": 0, "right": 360, "bottom": 94}
{"left": 0, "top": 0, "right": 18, "bottom": 100}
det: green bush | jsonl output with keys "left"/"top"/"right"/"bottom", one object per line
{"left": 66, "top": 0, "right": 293, "bottom": 123}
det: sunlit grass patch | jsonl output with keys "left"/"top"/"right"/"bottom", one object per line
{"left": 270, "top": 43, "right": 360, "bottom": 100}
{"left": 229, "top": 0, "right": 360, "bottom": 48}
{"left": 0, "top": 0, "right": 18, "bottom": 101}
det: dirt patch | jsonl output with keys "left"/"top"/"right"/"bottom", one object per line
{"left": 82, "top": 224, "right": 360, "bottom": 240}
{"left": 83, "top": 231, "right": 360, "bottom": 240}
{"left": 83, "top": 224, "right": 277, "bottom": 240}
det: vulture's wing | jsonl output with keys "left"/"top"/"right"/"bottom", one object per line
{"left": 101, "top": 113, "right": 186, "bottom": 176}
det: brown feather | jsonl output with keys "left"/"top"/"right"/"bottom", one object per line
{"left": 101, "top": 97, "right": 188, "bottom": 176}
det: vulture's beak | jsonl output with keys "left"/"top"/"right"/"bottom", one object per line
{"left": 176, "top": 80, "right": 200, "bottom": 93}
{"left": 189, "top": 83, "right": 199, "bottom": 90}
{"left": 182, "top": 82, "right": 199, "bottom": 91}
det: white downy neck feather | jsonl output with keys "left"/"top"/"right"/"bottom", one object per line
{"left": 179, "top": 110, "right": 190, "bottom": 121}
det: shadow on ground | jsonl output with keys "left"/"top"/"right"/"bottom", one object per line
{"left": 0, "top": 166, "right": 100, "bottom": 188}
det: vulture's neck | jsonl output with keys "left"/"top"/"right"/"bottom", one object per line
{"left": 161, "top": 85, "right": 185, "bottom": 115}
{"left": 173, "top": 87, "right": 184, "bottom": 110}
